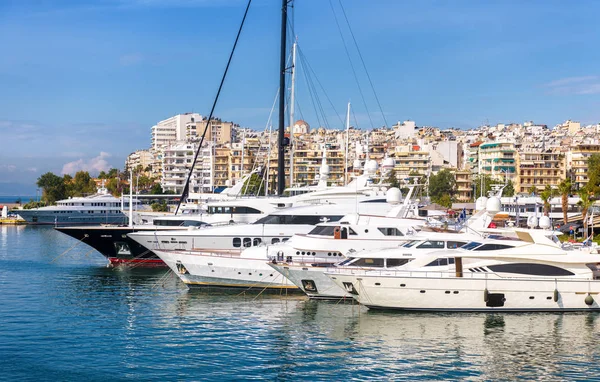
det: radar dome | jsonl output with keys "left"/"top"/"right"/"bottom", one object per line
{"left": 485, "top": 197, "right": 501, "bottom": 214}
{"left": 476, "top": 196, "right": 488, "bottom": 211}
{"left": 365, "top": 159, "right": 378, "bottom": 174}
{"left": 386, "top": 187, "right": 402, "bottom": 204}
{"left": 539, "top": 216, "right": 551, "bottom": 230}
{"left": 527, "top": 216, "right": 539, "bottom": 228}
{"left": 382, "top": 157, "right": 395, "bottom": 169}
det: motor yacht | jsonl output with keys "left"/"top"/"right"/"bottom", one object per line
{"left": 328, "top": 230, "right": 600, "bottom": 311}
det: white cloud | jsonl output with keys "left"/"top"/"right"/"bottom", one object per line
{"left": 61, "top": 152, "right": 112, "bottom": 175}
{"left": 543, "top": 76, "right": 600, "bottom": 95}
{"left": 0, "top": 165, "right": 17, "bottom": 172}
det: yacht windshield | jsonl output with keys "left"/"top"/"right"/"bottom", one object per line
{"left": 308, "top": 225, "right": 337, "bottom": 236}
{"left": 462, "top": 242, "right": 482, "bottom": 250}
{"left": 402, "top": 240, "right": 420, "bottom": 248}
{"left": 254, "top": 215, "right": 343, "bottom": 225}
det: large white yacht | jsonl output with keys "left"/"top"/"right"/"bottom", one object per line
{"left": 328, "top": 230, "right": 600, "bottom": 312}
{"left": 16, "top": 186, "right": 140, "bottom": 225}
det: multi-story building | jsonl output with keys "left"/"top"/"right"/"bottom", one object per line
{"left": 514, "top": 150, "right": 565, "bottom": 193}
{"left": 151, "top": 113, "right": 202, "bottom": 152}
{"left": 125, "top": 150, "right": 155, "bottom": 175}
{"left": 568, "top": 144, "right": 600, "bottom": 190}
{"left": 186, "top": 118, "right": 235, "bottom": 145}
{"left": 478, "top": 141, "right": 516, "bottom": 181}
{"left": 161, "top": 142, "right": 215, "bottom": 194}
{"left": 453, "top": 170, "right": 472, "bottom": 202}
{"left": 392, "top": 146, "right": 431, "bottom": 179}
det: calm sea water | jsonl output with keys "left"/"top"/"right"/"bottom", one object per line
{"left": 2, "top": 226, "right": 600, "bottom": 381}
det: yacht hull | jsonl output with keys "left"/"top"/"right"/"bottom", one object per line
{"left": 55, "top": 226, "right": 166, "bottom": 267}
{"left": 18, "top": 210, "right": 126, "bottom": 225}
{"left": 329, "top": 273, "right": 600, "bottom": 312}
{"left": 154, "top": 249, "right": 301, "bottom": 292}
{"left": 269, "top": 263, "right": 350, "bottom": 299}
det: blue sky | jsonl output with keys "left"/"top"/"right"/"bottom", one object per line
{"left": 1, "top": 0, "right": 600, "bottom": 194}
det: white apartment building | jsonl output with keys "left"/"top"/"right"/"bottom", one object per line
{"left": 161, "top": 141, "right": 214, "bottom": 194}
{"left": 151, "top": 113, "right": 203, "bottom": 152}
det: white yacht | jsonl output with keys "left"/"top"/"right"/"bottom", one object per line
{"left": 150, "top": 189, "right": 434, "bottom": 290}
{"left": 16, "top": 186, "right": 140, "bottom": 225}
{"left": 328, "top": 230, "right": 600, "bottom": 312}
{"left": 272, "top": 233, "right": 481, "bottom": 299}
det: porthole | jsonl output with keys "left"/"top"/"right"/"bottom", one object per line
{"left": 400, "top": 284, "right": 406, "bottom": 287}
{"left": 249, "top": 273, "right": 252, "bottom": 275}
{"left": 375, "top": 283, "right": 381, "bottom": 286}
{"left": 420, "top": 290, "right": 426, "bottom": 293}
{"left": 445, "top": 291, "right": 450, "bottom": 294}
{"left": 529, "top": 296, "right": 535, "bottom": 300}
{"left": 365, "top": 229, "right": 369, "bottom": 233}
{"left": 259, "top": 273, "right": 262, "bottom": 276}
{"left": 238, "top": 272, "right": 241, "bottom": 275}
{"left": 296, "top": 251, "right": 300, "bottom": 255}
{"left": 453, "top": 291, "right": 459, "bottom": 294}
{"left": 312, "top": 252, "right": 316, "bottom": 256}
{"left": 270, "top": 274, "right": 273, "bottom": 277}
{"left": 546, "top": 296, "right": 552, "bottom": 300}
{"left": 211, "top": 270, "right": 215, "bottom": 272}
{"left": 302, "top": 251, "right": 305, "bottom": 255}
{"left": 328, "top": 253, "right": 332, "bottom": 256}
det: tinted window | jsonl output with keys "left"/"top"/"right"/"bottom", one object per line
{"left": 462, "top": 242, "right": 482, "bottom": 250}
{"left": 474, "top": 244, "right": 514, "bottom": 251}
{"left": 488, "top": 263, "right": 574, "bottom": 276}
{"left": 308, "top": 225, "right": 337, "bottom": 236}
{"left": 271, "top": 238, "right": 280, "bottom": 244}
{"left": 446, "top": 241, "right": 467, "bottom": 249}
{"left": 386, "top": 258, "right": 411, "bottom": 268}
{"left": 417, "top": 241, "right": 445, "bottom": 249}
{"left": 402, "top": 241, "right": 419, "bottom": 248}
{"left": 233, "top": 238, "right": 241, "bottom": 248}
{"left": 350, "top": 258, "right": 385, "bottom": 268}
{"left": 254, "top": 215, "right": 343, "bottom": 225}
{"left": 425, "top": 258, "right": 449, "bottom": 267}
{"left": 377, "top": 227, "right": 404, "bottom": 236}
{"left": 243, "top": 238, "right": 251, "bottom": 247}
{"left": 253, "top": 238, "right": 261, "bottom": 246}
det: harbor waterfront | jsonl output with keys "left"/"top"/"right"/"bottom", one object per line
{"left": 2, "top": 225, "right": 600, "bottom": 380}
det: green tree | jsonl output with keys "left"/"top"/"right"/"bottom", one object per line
{"left": 106, "top": 178, "right": 121, "bottom": 197}
{"left": 528, "top": 185, "right": 537, "bottom": 195}
{"left": 578, "top": 188, "right": 593, "bottom": 234}
{"left": 150, "top": 183, "right": 164, "bottom": 195}
{"left": 586, "top": 154, "right": 600, "bottom": 196}
{"left": 428, "top": 169, "right": 456, "bottom": 205}
{"left": 473, "top": 174, "right": 504, "bottom": 200}
{"left": 242, "top": 173, "right": 264, "bottom": 196}
{"left": 36, "top": 172, "right": 66, "bottom": 204}
{"left": 540, "top": 185, "right": 553, "bottom": 216}
{"left": 98, "top": 170, "right": 108, "bottom": 179}
{"left": 151, "top": 200, "right": 169, "bottom": 212}
{"left": 558, "top": 178, "right": 572, "bottom": 224}
{"left": 72, "top": 171, "right": 97, "bottom": 196}
{"left": 503, "top": 180, "right": 515, "bottom": 197}
{"left": 385, "top": 169, "right": 400, "bottom": 188}
{"left": 437, "top": 194, "right": 452, "bottom": 208}
{"left": 107, "top": 168, "right": 118, "bottom": 178}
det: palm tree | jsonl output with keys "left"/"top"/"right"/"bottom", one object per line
{"left": 558, "top": 178, "right": 572, "bottom": 225}
{"left": 578, "top": 188, "right": 593, "bottom": 234}
{"left": 540, "top": 185, "right": 553, "bottom": 216}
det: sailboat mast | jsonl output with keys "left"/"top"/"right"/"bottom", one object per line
{"left": 277, "top": 0, "right": 288, "bottom": 196}
{"left": 344, "top": 101, "right": 350, "bottom": 186}
{"left": 289, "top": 40, "right": 297, "bottom": 188}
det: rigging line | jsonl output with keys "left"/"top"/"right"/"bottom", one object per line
{"left": 296, "top": 46, "right": 345, "bottom": 128}
{"left": 351, "top": 104, "right": 360, "bottom": 130}
{"left": 175, "top": 0, "right": 252, "bottom": 215}
{"left": 299, "top": 49, "right": 332, "bottom": 130}
{"left": 328, "top": 0, "right": 374, "bottom": 130}
{"left": 298, "top": 54, "right": 324, "bottom": 130}
{"left": 337, "top": 0, "right": 388, "bottom": 128}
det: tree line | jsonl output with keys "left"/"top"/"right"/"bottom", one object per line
{"left": 33, "top": 168, "right": 165, "bottom": 205}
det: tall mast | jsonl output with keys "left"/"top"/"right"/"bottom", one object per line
{"left": 289, "top": 39, "right": 297, "bottom": 188}
{"left": 277, "top": 0, "right": 288, "bottom": 196}
{"left": 344, "top": 101, "right": 350, "bottom": 186}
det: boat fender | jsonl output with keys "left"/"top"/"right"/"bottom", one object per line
{"left": 585, "top": 294, "right": 594, "bottom": 306}
{"left": 483, "top": 288, "right": 489, "bottom": 303}
{"left": 553, "top": 289, "right": 559, "bottom": 302}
